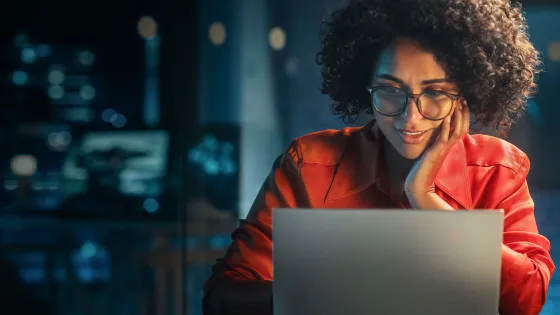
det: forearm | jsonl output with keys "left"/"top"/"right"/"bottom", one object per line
{"left": 407, "top": 192, "right": 455, "bottom": 210}
{"left": 499, "top": 244, "right": 553, "bottom": 315}
{"left": 203, "top": 272, "right": 273, "bottom": 315}
{"left": 407, "top": 193, "right": 552, "bottom": 313}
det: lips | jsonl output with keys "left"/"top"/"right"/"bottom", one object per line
{"left": 396, "top": 128, "right": 429, "bottom": 144}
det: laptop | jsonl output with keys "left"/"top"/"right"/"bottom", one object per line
{"left": 273, "top": 209, "right": 504, "bottom": 315}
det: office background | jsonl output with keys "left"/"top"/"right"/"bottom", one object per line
{"left": 0, "top": 0, "right": 559, "bottom": 314}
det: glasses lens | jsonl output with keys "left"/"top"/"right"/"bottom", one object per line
{"left": 372, "top": 87, "right": 407, "bottom": 115}
{"left": 418, "top": 91, "right": 453, "bottom": 120}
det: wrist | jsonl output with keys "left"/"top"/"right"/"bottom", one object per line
{"left": 407, "top": 191, "right": 454, "bottom": 211}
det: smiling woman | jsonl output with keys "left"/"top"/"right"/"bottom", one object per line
{"left": 202, "top": 1, "right": 554, "bottom": 315}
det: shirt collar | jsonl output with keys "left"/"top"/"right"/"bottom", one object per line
{"left": 324, "top": 120, "right": 472, "bottom": 209}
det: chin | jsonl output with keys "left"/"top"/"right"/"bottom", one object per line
{"left": 398, "top": 147, "right": 424, "bottom": 160}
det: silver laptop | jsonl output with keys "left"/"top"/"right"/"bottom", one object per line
{"left": 273, "top": 209, "right": 504, "bottom": 315}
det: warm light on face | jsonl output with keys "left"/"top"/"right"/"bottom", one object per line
{"left": 372, "top": 38, "right": 458, "bottom": 159}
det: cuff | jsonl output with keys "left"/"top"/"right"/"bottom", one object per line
{"left": 501, "top": 244, "right": 525, "bottom": 285}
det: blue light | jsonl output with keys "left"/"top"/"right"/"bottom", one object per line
{"left": 204, "top": 159, "right": 220, "bottom": 175}
{"left": 47, "top": 85, "right": 65, "bottom": 100}
{"left": 527, "top": 99, "right": 544, "bottom": 125}
{"left": 201, "top": 135, "right": 219, "bottom": 151}
{"left": 110, "top": 114, "right": 127, "bottom": 128}
{"left": 36, "top": 44, "right": 52, "bottom": 57}
{"left": 147, "top": 35, "right": 161, "bottom": 48}
{"left": 102, "top": 109, "right": 117, "bottom": 122}
{"left": 79, "top": 85, "right": 96, "bottom": 100}
{"left": 188, "top": 134, "right": 238, "bottom": 176}
{"left": 12, "top": 71, "right": 28, "bottom": 85}
{"left": 143, "top": 198, "right": 159, "bottom": 213}
{"left": 80, "top": 241, "right": 97, "bottom": 259}
{"left": 221, "top": 142, "right": 234, "bottom": 155}
{"left": 188, "top": 148, "right": 204, "bottom": 163}
{"left": 221, "top": 160, "right": 237, "bottom": 175}
{"left": 21, "top": 47, "right": 37, "bottom": 64}
{"left": 78, "top": 267, "right": 94, "bottom": 282}
{"left": 47, "top": 70, "right": 65, "bottom": 85}
{"left": 78, "top": 51, "right": 95, "bottom": 66}
{"left": 78, "top": 50, "right": 95, "bottom": 66}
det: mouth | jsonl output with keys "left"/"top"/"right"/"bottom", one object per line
{"left": 395, "top": 128, "right": 430, "bottom": 144}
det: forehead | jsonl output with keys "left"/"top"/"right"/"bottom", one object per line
{"left": 374, "top": 37, "right": 447, "bottom": 80}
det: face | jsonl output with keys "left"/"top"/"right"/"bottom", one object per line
{"left": 371, "top": 37, "right": 461, "bottom": 160}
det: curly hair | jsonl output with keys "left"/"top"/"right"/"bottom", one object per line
{"left": 316, "top": 0, "right": 540, "bottom": 133}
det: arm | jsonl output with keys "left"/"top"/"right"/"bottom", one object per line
{"left": 203, "top": 143, "right": 308, "bottom": 315}
{"left": 408, "top": 159, "right": 555, "bottom": 315}
{"left": 496, "top": 176, "right": 554, "bottom": 315}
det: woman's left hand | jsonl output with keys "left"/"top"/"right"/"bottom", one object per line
{"left": 404, "top": 102, "right": 470, "bottom": 200}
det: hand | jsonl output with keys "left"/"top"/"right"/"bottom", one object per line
{"left": 404, "top": 102, "right": 470, "bottom": 199}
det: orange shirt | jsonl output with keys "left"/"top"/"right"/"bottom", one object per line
{"left": 203, "top": 121, "right": 555, "bottom": 315}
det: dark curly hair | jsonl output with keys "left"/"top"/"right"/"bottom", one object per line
{"left": 316, "top": 0, "right": 540, "bottom": 133}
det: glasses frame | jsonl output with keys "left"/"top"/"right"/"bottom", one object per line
{"left": 367, "top": 86, "right": 461, "bottom": 121}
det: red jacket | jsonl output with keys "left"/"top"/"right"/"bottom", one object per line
{"left": 203, "top": 121, "right": 555, "bottom": 315}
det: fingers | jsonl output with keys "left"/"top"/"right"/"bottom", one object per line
{"left": 439, "top": 115, "right": 451, "bottom": 143}
{"left": 433, "top": 103, "right": 469, "bottom": 152}
{"left": 462, "top": 104, "right": 470, "bottom": 135}
{"left": 449, "top": 104, "right": 463, "bottom": 141}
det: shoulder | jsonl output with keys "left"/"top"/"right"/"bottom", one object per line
{"left": 462, "top": 133, "right": 530, "bottom": 177}
{"left": 285, "top": 127, "right": 361, "bottom": 166}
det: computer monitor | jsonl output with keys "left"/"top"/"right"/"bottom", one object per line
{"left": 61, "top": 130, "right": 169, "bottom": 198}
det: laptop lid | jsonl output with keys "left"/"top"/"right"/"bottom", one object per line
{"left": 273, "top": 209, "right": 504, "bottom": 315}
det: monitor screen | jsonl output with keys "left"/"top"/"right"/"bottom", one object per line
{"left": 62, "top": 130, "right": 169, "bottom": 198}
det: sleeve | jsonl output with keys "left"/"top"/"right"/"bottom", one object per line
{"left": 202, "top": 141, "right": 308, "bottom": 315}
{"left": 497, "top": 157, "right": 555, "bottom": 315}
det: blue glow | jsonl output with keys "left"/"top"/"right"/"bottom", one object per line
{"left": 79, "top": 85, "right": 96, "bottom": 100}
{"left": 78, "top": 267, "right": 94, "bottom": 282}
{"left": 48, "top": 70, "right": 65, "bottom": 85}
{"left": 204, "top": 159, "right": 220, "bottom": 175}
{"left": 202, "top": 135, "right": 219, "bottom": 151}
{"left": 80, "top": 241, "right": 97, "bottom": 259}
{"left": 47, "top": 85, "right": 65, "bottom": 100}
{"left": 144, "top": 35, "right": 160, "bottom": 127}
{"left": 188, "top": 134, "right": 238, "bottom": 176}
{"left": 78, "top": 50, "right": 95, "bottom": 66}
{"left": 36, "top": 44, "right": 52, "bottom": 57}
{"left": 102, "top": 109, "right": 117, "bottom": 122}
{"left": 110, "top": 114, "right": 127, "bottom": 128}
{"left": 21, "top": 47, "right": 37, "bottom": 64}
{"left": 12, "top": 70, "right": 28, "bottom": 85}
{"left": 221, "top": 160, "right": 237, "bottom": 175}
{"left": 147, "top": 35, "right": 161, "bottom": 48}
{"left": 143, "top": 198, "right": 160, "bottom": 213}
{"left": 526, "top": 99, "right": 544, "bottom": 125}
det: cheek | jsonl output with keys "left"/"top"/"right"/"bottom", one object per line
{"left": 373, "top": 113, "right": 394, "bottom": 131}
{"left": 427, "top": 122, "right": 444, "bottom": 143}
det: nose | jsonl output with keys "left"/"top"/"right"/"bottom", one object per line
{"left": 400, "top": 97, "right": 423, "bottom": 122}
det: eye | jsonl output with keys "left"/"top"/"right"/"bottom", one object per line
{"left": 380, "top": 86, "right": 402, "bottom": 94}
{"left": 424, "top": 89, "right": 447, "bottom": 98}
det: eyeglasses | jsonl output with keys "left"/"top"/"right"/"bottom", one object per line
{"left": 367, "top": 86, "right": 460, "bottom": 121}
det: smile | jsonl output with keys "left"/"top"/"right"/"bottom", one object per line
{"left": 396, "top": 129, "right": 429, "bottom": 144}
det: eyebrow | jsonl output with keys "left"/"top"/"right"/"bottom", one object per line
{"left": 374, "top": 74, "right": 452, "bottom": 85}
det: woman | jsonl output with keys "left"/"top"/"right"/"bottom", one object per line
{"left": 203, "top": 0, "right": 555, "bottom": 314}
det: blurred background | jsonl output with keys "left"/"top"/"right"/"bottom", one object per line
{"left": 0, "top": 0, "right": 559, "bottom": 314}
